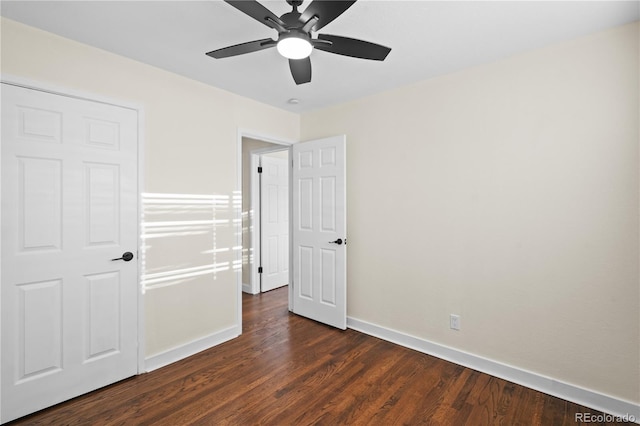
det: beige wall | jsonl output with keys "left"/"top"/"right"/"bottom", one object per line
{"left": 301, "top": 22, "right": 639, "bottom": 403}
{"left": 0, "top": 18, "right": 300, "bottom": 357}
{"left": 2, "top": 15, "right": 638, "bottom": 407}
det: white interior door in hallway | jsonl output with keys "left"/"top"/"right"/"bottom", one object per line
{"left": 1, "top": 83, "right": 140, "bottom": 423}
{"left": 292, "top": 135, "right": 347, "bottom": 329}
{"left": 260, "top": 153, "right": 289, "bottom": 292}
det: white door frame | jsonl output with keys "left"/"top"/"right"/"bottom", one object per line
{"left": 0, "top": 76, "right": 146, "bottom": 416}
{"left": 249, "top": 147, "right": 290, "bottom": 295}
{"left": 236, "top": 130, "right": 293, "bottom": 329}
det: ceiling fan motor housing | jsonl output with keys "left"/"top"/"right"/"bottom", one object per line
{"left": 280, "top": 10, "right": 305, "bottom": 31}
{"left": 279, "top": 28, "right": 311, "bottom": 42}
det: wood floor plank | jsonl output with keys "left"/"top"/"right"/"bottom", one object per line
{"left": 7, "top": 287, "right": 630, "bottom": 425}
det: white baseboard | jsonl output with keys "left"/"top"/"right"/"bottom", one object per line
{"left": 242, "top": 282, "right": 258, "bottom": 294}
{"left": 347, "top": 317, "right": 640, "bottom": 422}
{"left": 144, "top": 326, "right": 239, "bottom": 372}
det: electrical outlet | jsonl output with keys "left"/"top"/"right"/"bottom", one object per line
{"left": 450, "top": 314, "right": 461, "bottom": 331}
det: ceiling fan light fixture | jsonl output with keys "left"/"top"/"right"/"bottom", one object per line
{"left": 277, "top": 33, "right": 313, "bottom": 59}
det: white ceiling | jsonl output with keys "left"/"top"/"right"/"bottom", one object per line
{"left": 1, "top": 1, "right": 638, "bottom": 113}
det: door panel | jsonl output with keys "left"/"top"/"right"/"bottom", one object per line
{"left": 86, "top": 163, "right": 120, "bottom": 245}
{"left": 1, "top": 84, "right": 139, "bottom": 423}
{"left": 292, "top": 136, "right": 346, "bottom": 329}
{"left": 320, "top": 176, "right": 336, "bottom": 231}
{"left": 299, "top": 178, "right": 313, "bottom": 229}
{"left": 320, "top": 248, "right": 337, "bottom": 305}
{"left": 18, "top": 157, "right": 63, "bottom": 251}
{"left": 298, "top": 245, "right": 314, "bottom": 299}
{"left": 85, "top": 271, "right": 121, "bottom": 359}
{"left": 18, "top": 279, "right": 63, "bottom": 380}
{"left": 17, "top": 106, "right": 62, "bottom": 143}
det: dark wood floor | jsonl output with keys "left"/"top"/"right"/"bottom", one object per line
{"left": 9, "top": 287, "right": 623, "bottom": 425}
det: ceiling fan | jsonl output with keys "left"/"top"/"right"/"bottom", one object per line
{"left": 206, "top": 0, "right": 391, "bottom": 85}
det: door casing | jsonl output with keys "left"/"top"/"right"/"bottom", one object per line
{"left": 237, "top": 131, "right": 348, "bottom": 331}
{"left": 236, "top": 130, "right": 294, "bottom": 329}
{"left": 0, "top": 75, "right": 145, "bottom": 421}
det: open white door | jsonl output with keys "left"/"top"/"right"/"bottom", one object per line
{"left": 1, "top": 84, "right": 139, "bottom": 422}
{"left": 292, "top": 135, "right": 346, "bottom": 329}
{"left": 260, "top": 154, "right": 289, "bottom": 292}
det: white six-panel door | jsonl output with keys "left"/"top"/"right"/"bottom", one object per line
{"left": 260, "top": 154, "right": 289, "bottom": 292}
{"left": 1, "top": 84, "right": 139, "bottom": 423}
{"left": 292, "top": 136, "right": 346, "bottom": 329}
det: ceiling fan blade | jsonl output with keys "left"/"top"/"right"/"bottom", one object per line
{"left": 224, "top": 0, "right": 285, "bottom": 31}
{"left": 206, "top": 38, "right": 276, "bottom": 59}
{"left": 289, "top": 58, "right": 312, "bottom": 85}
{"left": 314, "top": 34, "right": 391, "bottom": 61}
{"left": 299, "top": 0, "right": 357, "bottom": 32}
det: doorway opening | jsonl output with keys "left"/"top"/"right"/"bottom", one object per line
{"left": 240, "top": 136, "right": 291, "bottom": 296}
{"left": 236, "top": 132, "right": 347, "bottom": 333}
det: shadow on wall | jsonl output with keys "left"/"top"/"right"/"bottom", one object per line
{"left": 140, "top": 192, "right": 241, "bottom": 293}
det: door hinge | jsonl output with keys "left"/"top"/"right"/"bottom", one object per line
{"left": 258, "top": 166, "right": 263, "bottom": 173}
{"left": 258, "top": 266, "right": 263, "bottom": 273}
